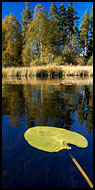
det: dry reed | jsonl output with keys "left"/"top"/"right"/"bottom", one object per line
{"left": 2, "top": 65, "right": 93, "bottom": 78}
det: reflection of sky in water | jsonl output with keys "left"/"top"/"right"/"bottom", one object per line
{"left": 2, "top": 82, "right": 93, "bottom": 188}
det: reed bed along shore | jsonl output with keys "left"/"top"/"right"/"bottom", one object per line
{"left": 2, "top": 65, "right": 93, "bottom": 78}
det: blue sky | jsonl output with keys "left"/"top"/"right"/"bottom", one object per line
{"left": 2, "top": 2, "right": 93, "bottom": 29}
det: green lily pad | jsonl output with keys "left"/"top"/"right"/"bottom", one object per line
{"left": 24, "top": 126, "right": 88, "bottom": 152}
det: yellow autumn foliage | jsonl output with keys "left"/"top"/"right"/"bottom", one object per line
{"left": 30, "top": 60, "right": 35, "bottom": 67}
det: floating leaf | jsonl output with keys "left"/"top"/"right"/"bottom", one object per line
{"left": 24, "top": 126, "right": 88, "bottom": 152}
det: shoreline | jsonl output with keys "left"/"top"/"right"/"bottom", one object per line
{"left": 2, "top": 65, "right": 93, "bottom": 78}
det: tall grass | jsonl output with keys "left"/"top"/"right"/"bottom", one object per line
{"left": 2, "top": 65, "right": 93, "bottom": 78}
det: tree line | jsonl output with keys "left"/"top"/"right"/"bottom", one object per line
{"left": 2, "top": 2, "right": 93, "bottom": 67}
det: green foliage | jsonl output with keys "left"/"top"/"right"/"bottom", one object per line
{"left": 49, "top": 2, "right": 59, "bottom": 21}
{"left": 2, "top": 3, "right": 93, "bottom": 67}
{"left": 21, "top": 2, "right": 32, "bottom": 38}
{"left": 90, "top": 7, "right": 93, "bottom": 39}
{"left": 80, "top": 9, "right": 89, "bottom": 39}
{"left": 34, "top": 59, "right": 47, "bottom": 66}
{"left": 62, "top": 46, "right": 78, "bottom": 65}
{"left": 22, "top": 4, "right": 49, "bottom": 66}
{"left": 87, "top": 55, "right": 93, "bottom": 65}
{"left": 24, "top": 126, "right": 88, "bottom": 152}
{"left": 75, "top": 56, "right": 86, "bottom": 65}
{"left": 87, "top": 8, "right": 93, "bottom": 57}
{"left": 66, "top": 2, "right": 79, "bottom": 41}
{"left": 54, "top": 56, "right": 64, "bottom": 65}
{"left": 58, "top": 3, "right": 67, "bottom": 46}
{"left": 48, "top": 2, "right": 60, "bottom": 56}
{"left": 2, "top": 51, "right": 12, "bottom": 67}
{"left": 80, "top": 9, "right": 90, "bottom": 56}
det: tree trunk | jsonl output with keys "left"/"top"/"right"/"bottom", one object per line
{"left": 39, "top": 27, "right": 42, "bottom": 62}
{"left": 85, "top": 38, "right": 87, "bottom": 56}
{"left": 40, "top": 41, "right": 42, "bottom": 62}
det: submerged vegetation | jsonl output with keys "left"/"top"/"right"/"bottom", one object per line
{"left": 2, "top": 2, "right": 93, "bottom": 68}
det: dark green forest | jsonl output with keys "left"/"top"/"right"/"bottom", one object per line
{"left": 2, "top": 2, "right": 93, "bottom": 67}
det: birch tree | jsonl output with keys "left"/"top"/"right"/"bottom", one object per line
{"left": 2, "top": 14, "right": 22, "bottom": 67}
{"left": 22, "top": 4, "right": 49, "bottom": 65}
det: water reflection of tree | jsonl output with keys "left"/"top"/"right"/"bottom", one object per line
{"left": 52, "top": 86, "right": 76, "bottom": 130}
{"left": 22, "top": 84, "right": 77, "bottom": 129}
{"left": 2, "top": 84, "right": 26, "bottom": 127}
{"left": 2, "top": 83, "right": 93, "bottom": 134}
{"left": 85, "top": 86, "right": 93, "bottom": 134}
{"left": 77, "top": 85, "right": 93, "bottom": 134}
{"left": 77, "top": 93, "right": 85, "bottom": 125}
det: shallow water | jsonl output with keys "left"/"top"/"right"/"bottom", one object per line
{"left": 2, "top": 77, "right": 93, "bottom": 188}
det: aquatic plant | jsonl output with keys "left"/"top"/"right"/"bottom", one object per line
{"left": 24, "top": 126, "right": 93, "bottom": 188}
{"left": 24, "top": 126, "right": 88, "bottom": 152}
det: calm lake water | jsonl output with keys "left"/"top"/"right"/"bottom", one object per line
{"left": 2, "top": 77, "right": 93, "bottom": 188}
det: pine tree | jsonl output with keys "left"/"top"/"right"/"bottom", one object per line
{"left": 88, "top": 7, "right": 93, "bottom": 57}
{"left": 21, "top": 2, "right": 32, "bottom": 38}
{"left": 49, "top": 2, "right": 58, "bottom": 22}
{"left": 2, "top": 14, "right": 22, "bottom": 67}
{"left": 80, "top": 9, "right": 90, "bottom": 56}
{"left": 66, "top": 2, "right": 79, "bottom": 46}
{"left": 71, "top": 25, "right": 80, "bottom": 54}
{"left": 58, "top": 3, "right": 67, "bottom": 47}
{"left": 89, "top": 7, "right": 93, "bottom": 40}
{"left": 48, "top": 2, "right": 60, "bottom": 58}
